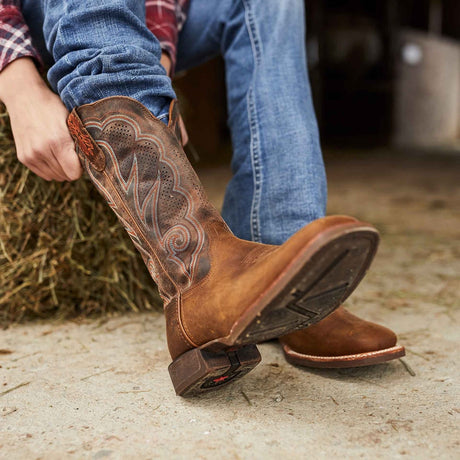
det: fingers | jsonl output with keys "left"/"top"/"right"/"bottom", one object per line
{"left": 17, "top": 141, "right": 66, "bottom": 182}
{"left": 53, "top": 134, "right": 83, "bottom": 181}
{"left": 48, "top": 111, "right": 82, "bottom": 182}
{"left": 17, "top": 140, "right": 81, "bottom": 182}
{"left": 17, "top": 151, "right": 54, "bottom": 182}
{"left": 16, "top": 131, "right": 82, "bottom": 182}
{"left": 6, "top": 82, "right": 82, "bottom": 183}
{"left": 41, "top": 151, "right": 68, "bottom": 182}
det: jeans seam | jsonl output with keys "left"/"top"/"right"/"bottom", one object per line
{"left": 242, "top": 0, "right": 263, "bottom": 243}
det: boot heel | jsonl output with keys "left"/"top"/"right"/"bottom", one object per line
{"left": 168, "top": 345, "right": 261, "bottom": 397}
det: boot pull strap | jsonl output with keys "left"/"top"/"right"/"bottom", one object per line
{"left": 67, "top": 110, "right": 106, "bottom": 172}
{"left": 167, "top": 100, "right": 182, "bottom": 146}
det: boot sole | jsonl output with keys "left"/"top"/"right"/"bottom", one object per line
{"left": 168, "top": 344, "right": 262, "bottom": 397}
{"left": 169, "top": 222, "right": 379, "bottom": 396}
{"left": 211, "top": 222, "right": 379, "bottom": 347}
{"left": 282, "top": 344, "right": 406, "bottom": 368}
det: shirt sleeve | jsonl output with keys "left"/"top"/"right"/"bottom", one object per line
{"left": 145, "top": 0, "right": 190, "bottom": 75}
{"left": 0, "top": 0, "right": 42, "bottom": 73}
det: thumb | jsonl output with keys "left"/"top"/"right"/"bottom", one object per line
{"left": 58, "top": 136, "right": 83, "bottom": 181}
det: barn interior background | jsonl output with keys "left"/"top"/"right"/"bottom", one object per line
{"left": 176, "top": 0, "right": 460, "bottom": 161}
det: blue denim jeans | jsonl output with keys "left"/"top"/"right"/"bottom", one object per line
{"left": 22, "top": 0, "right": 327, "bottom": 245}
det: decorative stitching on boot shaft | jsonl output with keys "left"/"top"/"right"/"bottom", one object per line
{"left": 68, "top": 97, "right": 214, "bottom": 299}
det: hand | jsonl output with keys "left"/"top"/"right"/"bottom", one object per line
{"left": 0, "top": 58, "right": 82, "bottom": 182}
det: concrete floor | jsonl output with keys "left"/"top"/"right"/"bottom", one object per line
{"left": 1, "top": 151, "right": 459, "bottom": 459}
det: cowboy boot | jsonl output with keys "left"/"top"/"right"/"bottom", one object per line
{"left": 67, "top": 96, "right": 380, "bottom": 396}
{"left": 279, "top": 306, "right": 405, "bottom": 368}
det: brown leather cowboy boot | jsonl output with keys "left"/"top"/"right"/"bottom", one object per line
{"left": 67, "top": 96, "right": 380, "bottom": 396}
{"left": 279, "top": 306, "right": 405, "bottom": 368}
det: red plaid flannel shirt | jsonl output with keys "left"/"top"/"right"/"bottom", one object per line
{"left": 0, "top": 0, "right": 189, "bottom": 74}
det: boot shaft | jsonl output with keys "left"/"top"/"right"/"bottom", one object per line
{"left": 67, "top": 96, "right": 229, "bottom": 301}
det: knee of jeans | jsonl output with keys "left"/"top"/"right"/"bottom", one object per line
{"left": 43, "top": 1, "right": 148, "bottom": 60}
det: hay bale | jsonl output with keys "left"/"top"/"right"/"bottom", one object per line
{"left": 0, "top": 106, "right": 162, "bottom": 324}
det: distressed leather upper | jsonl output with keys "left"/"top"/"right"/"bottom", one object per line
{"left": 68, "top": 96, "right": 227, "bottom": 302}
{"left": 279, "top": 306, "right": 398, "bottom": 356}
{"left": 67, "top": 96, "right": 360, "bottom": 361}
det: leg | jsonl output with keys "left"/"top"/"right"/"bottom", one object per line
{"left": 177, "top": 0, "right": 327, "bottom": 244}
{"left": 25, "top": 0, "right": 377, "bottom": 396}
{"left": 176, "top": 1, "right": 403, "bottom": 368}
{"left": 22, "top": 0, "right": 175, "bottom": 120}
